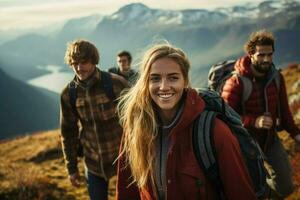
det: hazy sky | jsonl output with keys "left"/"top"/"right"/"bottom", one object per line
{"left": 0, "top": 0, "right": 268, "bottom": 31}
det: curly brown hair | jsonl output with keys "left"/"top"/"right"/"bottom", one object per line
{"left": 64, "top": 39, "right": 99, "bottom": 66}
{"left": 244, "top": 30, "right": 275, "bottom": 55}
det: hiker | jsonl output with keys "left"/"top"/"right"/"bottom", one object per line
{"left": 116, "top": 44, "right": 257, "bottom": 200}
{"left": 60, "top": 39, "right": 128, "bottom": 200}
{"left": 108, "top": 50, "right": 138, "bottom": 86}
{"left": 221, "top": 30, "right": 300, "bottom": 198}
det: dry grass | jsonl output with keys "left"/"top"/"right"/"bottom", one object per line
{"left": 0, "top": 130, "right": 117, "bottom": 200}
{"left": 0, "top": 130, "right": 86, "bottom": 200}
{"left": 280, "top": 64, "right": 300, "bottom": 200}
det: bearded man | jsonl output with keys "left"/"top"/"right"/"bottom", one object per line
{"left": 221, "top": 30, "right": 300, "bottom": 199}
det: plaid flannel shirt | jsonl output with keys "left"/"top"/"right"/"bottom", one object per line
{"left": 60, "top": 68, "right": 128, "bottom": 179}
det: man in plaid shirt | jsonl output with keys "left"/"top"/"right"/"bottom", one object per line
{"left": 60, "top": 39, "right": 128, "bottom": 200}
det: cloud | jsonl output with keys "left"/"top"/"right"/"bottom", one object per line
{"left": 0, "top": 0, "right": 265, "bottom": 31}
{"left": 0, "top": 1, "right": 116, "bottom": 30}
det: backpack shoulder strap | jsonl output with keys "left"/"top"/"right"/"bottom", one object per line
{"left": 68, "top": 81, "right": 77, "bottom": 115}
{"left": 273, "top": 68, "right": 282, "bottom": 129}
{"left": 239, "top": 75, "right": 252, "bottom": 104}
{"left": 101, "top": 71, "right": 116, "bottom": 101}
{"left": 274, "top": 69, "right": 281, "bottom": 91}
{"left": 232, "top": 72, "right": 252, "bottom": 103}
{"left": 232, "top": 72, "right": 252, "bottom": 113}
{"left": 193, "top": 110, "right": 223, "bottom": 194}
{"left": 68, "top": 71, "right": 116, "bottom": 114}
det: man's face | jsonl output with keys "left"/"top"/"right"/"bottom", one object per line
{"left": 117, "top": 56, "right": 130, "bottom": 72}
{"left": 250, "top": 45, "right": 273, "bottom": 74}
{"left": 71, "top": 61, "right": 96, "bottom": 81}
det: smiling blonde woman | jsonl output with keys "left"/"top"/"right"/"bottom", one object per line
{"left": 116, "top": 44, "right": 257, "bottom": 200}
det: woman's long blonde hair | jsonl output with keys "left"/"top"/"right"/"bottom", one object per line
{"left": 117, "top": 43, "right": 190, "bottom": 189}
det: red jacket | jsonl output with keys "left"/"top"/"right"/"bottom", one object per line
{"left": 221, "top": 56, "right": 300, "bottom": 148}
{"left": 116, "top": 88, "right": 256, "bottom": 200}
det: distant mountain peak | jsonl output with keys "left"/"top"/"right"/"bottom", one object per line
{"left": 216, "top": 0, "right": 289, "bottom": 19}
{"left": 117, "top": 3, "right": 150, "bottom": 13}
{"left": 108, "top": 2, "right": 154, "bottom": 24}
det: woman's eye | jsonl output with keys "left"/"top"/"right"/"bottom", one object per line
{"left": 150, "top": 76, "right": 160, "bottom": 82}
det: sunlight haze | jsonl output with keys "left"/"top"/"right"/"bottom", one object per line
{"left": 0, "top": 0, "right": 267, "bottom": 31}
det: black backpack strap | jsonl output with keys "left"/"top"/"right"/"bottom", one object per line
{"left": 274, "top": 69, "right": 282, "bottom": 130}
{"left": 68, "top": 71, "right": 115, "bottom": 113}
{"left": 274, "top": 69, "right": 281, "bottom": 91}
{"left": 101, "top": 71, "right": 116, "bottom": 101}
{"left": 68, "top": 81, "right": 78, "bottom": 115}
{"left": 193, "top": 110, "right": 224, "bottom": 199}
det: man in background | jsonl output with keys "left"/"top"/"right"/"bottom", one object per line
{"left": 221, "top": 30, "right": 300, "bottom": 199}
{"left": 109, "top": 50, "right": 138, "bottom": 86}
{"left": 60, "top": 39, "right": 128, "bottom": 200}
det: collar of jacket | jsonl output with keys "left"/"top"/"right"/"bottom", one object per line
{"left": 234, "top": 55, "right": 254, "bottom": 78}
{"left": 169, "top": 88, "right": 205, "bottom": 134}
{"left": 234, "top": 55, "right": 278, "bottom": 82}
{"left": 73, "top": 67, "right": 100, "bottom": 89}
{"left": 117, "top": 67, "right": 136, "bottom": 76}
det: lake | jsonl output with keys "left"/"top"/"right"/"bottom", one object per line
{"left": 27, "top": 65, "right": 74, "bottom": 93}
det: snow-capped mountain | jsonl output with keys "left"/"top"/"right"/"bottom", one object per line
{"left": 217, "top": 0, "right": 298, "bottom": 19}
{"left": 0, "top": 0, "right": 299, "bottom": 86}
{"left": 101, "top": 3, "right": 229, "bottom": 28}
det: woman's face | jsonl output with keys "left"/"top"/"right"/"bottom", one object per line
{"left": 149, "top": 57, "right": 186, "bottom": 122}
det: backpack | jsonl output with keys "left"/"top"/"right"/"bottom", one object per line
{"left": 68, "top": 71, "right": 115, "bottom": 157}
{"left": 208, "top": 60, "right": 237, "bottom": 92}
{"left": 69, "top": 71, "right": 116, "bottom": 111}
{"left": 208, "top": 60, "right": 282, "bottom": 124}
{"left": 193, "top": 88, "right": 276, "bottom": 199}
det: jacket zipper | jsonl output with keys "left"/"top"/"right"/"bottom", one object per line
{"left": 262, "top": 68, "right": 277, "bottom": 152}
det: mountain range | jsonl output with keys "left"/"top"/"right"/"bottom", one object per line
{"left": 0, "top": 0, "right": 299, "bottom": 138}
{"left": 0, "top": 0, "right": 299, "bottom": 86}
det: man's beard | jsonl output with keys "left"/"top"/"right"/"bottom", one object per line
{"left": 252, "top": 62, "right": 272, "bottom": 74}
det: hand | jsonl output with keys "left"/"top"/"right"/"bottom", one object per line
{"left": 254, "top": 115, "right": 273, "bottom": 129}
{"left": 69, "top": 172, "right": 82, "bottom": 187}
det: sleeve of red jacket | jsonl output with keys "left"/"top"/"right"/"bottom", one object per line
{"left": 213, "top": 118, "right": 257, "bottom": 200}
{"left": 116, "top": 138, "right": 141, "bottom": 200}
{"left": 221, "top": 76, "right": 257, "bottom": 128}
{"left": 278, "top": 74, "right": 300, "bottom": 138}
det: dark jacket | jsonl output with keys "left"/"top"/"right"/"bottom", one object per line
{"left": 60, "top": 68, "right": 128, "bottom": 179}
{"left": 116, "top": 88, "right": 256, "bottom": 200}
{"left": 221, "top": 56, "right": 300, "bottom": 148}
{"left": 108, "top": 67, "right": 138, "bottom": 86}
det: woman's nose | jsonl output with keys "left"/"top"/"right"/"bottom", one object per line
{"left": 159, "top": 79, "right": 169, "bottom": 90}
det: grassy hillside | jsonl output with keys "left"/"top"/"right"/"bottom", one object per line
{"left": 0, "top": 65, "right": 300, "bottom": 199}
{"left": 0, "top": 130, "right": 118, "bottom": 200}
